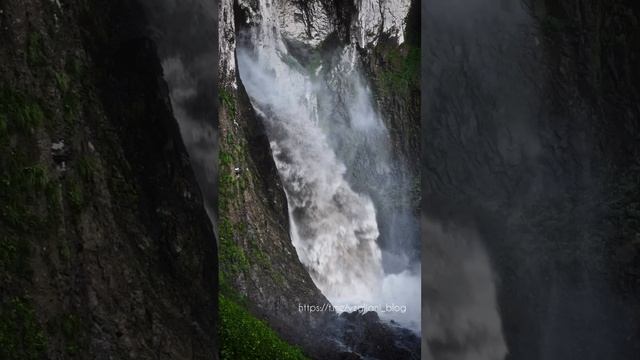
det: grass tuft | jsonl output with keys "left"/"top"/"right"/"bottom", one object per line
{"left": 219, "top": 295, "right": 308, "bottom": 360}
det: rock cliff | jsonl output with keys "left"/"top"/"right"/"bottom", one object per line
{"left": 0, "top": 1, "right": 217, "bottom": 358}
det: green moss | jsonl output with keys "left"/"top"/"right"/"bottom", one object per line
{"left": 272, "top": 272, "right": 286, "bottom": 287}
{"left": 219, "top": 172, "right": 234, "bottom": 214}
{"left": 219, "top": 295, "right": 308, "bottom": 360}
{"left": 45, "top": 181, "right": 63, "bottom": 214}
{"left": 66, "top": 166, "right": 90, "bottom": 212}
{"left": 0, "top": 298, "right": 47, "bottom": 360}
{"left": 246, "top": 233, "right": 277, "bottom": 277}
{"left": 217, "top": 79, "right": 302, "bottom": 360}
{"left": 0, "top": 163, "right": 50, "bottom": 231}
{"left": 22, "top": 165, "right": 49, "bottom": 191}
{"left": 55, "top": 71, "right": 71, "bottom": 93}
{"left": 377, "top": 45, "right": 420, "bottom": 96}
{"left": 0, "top": 143, "right": 52, "bottom": 278}
{"left": 0, "top": 113, "right": 8, "bottom": 139}
{"left": 219, "top": 218, "right": 249, "bottom": 275}
{"left": 218, "top": 88, "right": 295, "bottom": 352}
{"left": 77, "top": 155, "right": 99, "bottom": 184}
{"left": 58, "top": 240, "right": 71, "bottom": 262}
{"left": 27, "top": 32, "right": 46, "bottom": 67}
{"left": 0, "top": 88, "right": 45, "bottom": 133}
{"left": 219, "top": 88, "right": 236, "bottom": 118}
{"left": 67, "top": 179, "right": 85, "bottom": 211}
{"left": 219, "top": 148, "right": 242, "bottom": 215}
{"left": 60, "top": 314, "right": 81, "bottom": 355}
{"left": 219, "top": 140, "right": 253, "bottom": 277}
{"left": 220, "top": 150, "right": 232, "bottom": 167}
{"left": 250, "top": 243, "right": 270, "bottom": 269}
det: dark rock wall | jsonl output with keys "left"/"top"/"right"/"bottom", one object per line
{"left": 0, "top": 0, "right": 217, "bottom": 358}
{"left": 423, "top": 0, "right": 639, "bottom": 358}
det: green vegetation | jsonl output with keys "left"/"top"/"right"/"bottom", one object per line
{"left": 0, "top": 162, "right": 51, "bottom": 276}
{"left": 219, "top": 88, "right": 236, "bottom": 118}
{"left": 55, "top": 71, "right": 71, "bottom": 93}
{"left": 378, "top": 45, "right": 420, "bottom": 96}
{"left": 0, "top": 123, "right": 61, "bottom": 360}
{"left": 218, "top": 149, "right": 235, "bottom": 214}
{"left": 0, "top": 88, "right": 58, "bottom": 280}
{"left": 0, "top": 112, "right": 7, "bottom": 138}
{"left": 77, "top": 155, "right": 99, "bottom": 184}
{"left": 27, "top": 32, "right": 46, "bottom": 67}
{"left": 219, "top": 148, "right": 250, "bottom": 280}
{"left": 0, "top": 88, "right": 45, "bottom": 134}
{"left": 219, "top": 295, "right": 308, "bottom": 360}
{"left": 249, "top": 238, "right": 270, "bottom": 270}
{"left": 12, "top": 164, "right": 50, "bottom": 223}
{"left": 220, "top": 150, "right": 233, "bottom": 167}
{"left": 218, "top": 87, "right": 302, "bottom": 359}
{"left": 0, "top": 90, "right": 50, "bottom": 360}
{"left": 67, "top": 178, "right": 85, "bottom": 211}
{"left": 56, "top": 59, "right": 83, "bottom": 125}
{"left": 218, "top": 88, "right": 250, "bottom": 279}
{"left": 219, "top": 218, "right": 249, "bottom": 275}
{"left": 0, "top": 298, "right": 47, "bottom": 360}
{"left": 60, "top": 314, "right": 81, "bottom": 355}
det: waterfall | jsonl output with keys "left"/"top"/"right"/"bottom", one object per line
{"left": 236, "top": 0, "right": 419, "bottom": 331}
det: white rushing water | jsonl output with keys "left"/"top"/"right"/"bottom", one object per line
{"left": 236, "top": 0, "right": 419, "bottom": 331}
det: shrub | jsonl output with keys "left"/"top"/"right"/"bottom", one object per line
{"left": 219, "top": 295, "right": 308, "bottom": 360}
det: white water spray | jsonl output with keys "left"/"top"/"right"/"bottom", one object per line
{"left": 237, "top": 0, "right": 419, "bottom": 330}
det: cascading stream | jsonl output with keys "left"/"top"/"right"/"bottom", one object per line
{"left": 237, "top": 0, "right": 419, "bottom": 331}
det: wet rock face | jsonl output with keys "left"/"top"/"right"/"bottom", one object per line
{"left": 423, "top": 0, "right": 640, "bottom": 359}
{"left": 280, "top": 0, "right": 335, "bottom": 46}
{"left": 338, "top": 311, "right": 421, "bottom": 360}
{"left": 236, "top": 0, "right": 411, "bottom": 48}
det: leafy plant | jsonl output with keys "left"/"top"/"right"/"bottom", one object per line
{"left": 219, "top": 295, "right": 308, "bottom": 360}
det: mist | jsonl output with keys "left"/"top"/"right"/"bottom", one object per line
{"left": 138, "top": 0, "right": 219, "bottom": 226}
{"left": 422, "top": 218, "right": 507, "bottom": 360}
